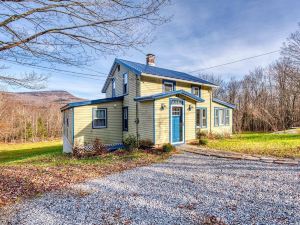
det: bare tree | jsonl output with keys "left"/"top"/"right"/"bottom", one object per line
{"left": 281, "top": 23, "right": 300, "bottom": 67}
{"left": 0, "top": 0, "right": 169, "bottom": 88}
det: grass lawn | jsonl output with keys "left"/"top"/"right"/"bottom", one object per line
{"left": 205, "top": 133, "right": 300, "bottom": 158}
{"left": 0, "top": 141, "right": 172, "bottom": 207}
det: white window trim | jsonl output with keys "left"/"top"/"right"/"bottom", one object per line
{"left": 196, "top": 108, "right": 207, "bottom": 128}
{"left": 214, "top": 108, "right": 230, "bottom": 127}
{"left": 92, "top": 108, "right": 107, "bottom": 129}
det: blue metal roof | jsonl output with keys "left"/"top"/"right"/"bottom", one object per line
{"left": 61, "top": 96, "right": 124, "bottom": 111}
{"left": 212, "top": 98, "right": 236, "bottom": 109}
{"left": 102, "top": 58, "right": 218, "bottom": 93}
{"left": 134, "top": 90, "right": 205, "bottom": 102}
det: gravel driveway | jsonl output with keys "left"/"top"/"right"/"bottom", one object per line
{"left": 1, "top": 153, "right": 299, "bottom": 225}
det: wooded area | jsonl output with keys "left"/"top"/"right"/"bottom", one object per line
{"left": 202, "top": 24, "right": 300, "bottom": 132}
{"left": 0, "top": 91, "right": 82, "bottom": 143}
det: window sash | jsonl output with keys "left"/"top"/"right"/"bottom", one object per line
{"left": 112, "top": 79, "right": 116, "bottom": 97}
{"left": 225, "top": 109, "right": 230, "bottom": 125}
{"left": 123, "top": 107, "right": 128, "bottom": 131}
{"left": 196, "top": 108, "right": 207, "bottom": 128}
{"left": 192, "top": 87, "right": 199, "bottom": 97}
{"left": 164, "top": 82, "right": 174, "bottom": 92}
{"left": 214, "top": 109, "right": 219, "bottom": 127}
{"left": 93, "top": 109, "right": 107, "bottom": 128}
{"left": 123, "top": 73, "right": 128, "bottom": 94}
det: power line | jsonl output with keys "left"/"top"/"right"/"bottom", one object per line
{"left": 0, "top": 58, "right": 104, "bottom": 77}
{"left": 0, "top": 59, "right": 106, "bottom": 80}
{"left": 188, "top": 50, "right": 280, "bottom": 73}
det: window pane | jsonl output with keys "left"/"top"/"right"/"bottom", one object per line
{"left": 220, "top": 109, "right": 225, "bottom": 125}
{"left": 193, "top": 87, "right": 199, "bottom": 96}
{"left": 164, "top": 83, "right": 173, "bottom": 92}
{"left": 214, "top": 109, "right": 219, "bottom": 126}
{"left": 124, "top": 73, "right": 128, "bottom": 84}
{"left": 201, "top": 109, "right": 207, "bottom": 128}
{"left": 196, "top": 109, "right": 200, "bottom": 127}
{"left": 94, "top": 119, "right": 105, "bottom": 127}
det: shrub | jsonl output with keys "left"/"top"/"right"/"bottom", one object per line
{"left": 196, "top": 131, "right": 207, "bottom": 139}
{"left": 198, "top": 139, "right": 208, "bottom": 146}
{"left": 92, "top": 138, "right": 107, "bottom": 155}
{"left": 196, "top": 131, "right": 208, "bottom": 145}
{"left": 139, "top": 139, "right": 154, "bottom": 149}
{"left": 162, "top": 143, "right": 175, "bottom": 152}
{"left": 72, "top": 144, "right": 85, "bottom": 158}
{"left": 123, "top": 134, "right": 138, "bottom": 151}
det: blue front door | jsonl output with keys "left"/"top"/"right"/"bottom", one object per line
{"left": 172, "top": 106, "right": 183, "bottom": 143}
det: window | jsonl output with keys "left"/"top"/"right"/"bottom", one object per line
{"left": 192, "top": 86, "right": 201, "bottom": 97}
{"left": 196, "top": 108, "right": 207, "bottom": 128}
{"left": 163, "top": 80, "right": 175, "bottom": 92}
{"left": 225, "top": 109, "right": 230, "bottom": 125}
{"left": 123, "top": 107, "right": 128, "bottom": 131}
{"left": 219, "top": 109, "right": 225, "bottom": 125}
{"left": 112, "top": 78, "right": 116, "bottom": 97}
{"left": 214, "top": 108, "right": 220, "bottom": 127}
{"left": 214, "top": 108, "right": 230, "bottom": 126}
{"left": 93, "top": 108, "right": 107, "bottom": 128}
{"left": 123, "top": 73, "right": 128, "bottom": 94}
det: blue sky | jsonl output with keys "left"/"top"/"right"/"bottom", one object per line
{"left": 4, "top": 0, "right": 300, "bottom": 99}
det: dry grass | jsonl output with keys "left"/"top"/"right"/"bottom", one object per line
{"left": 0, "top": 141, "right": 172, "bottom": 207}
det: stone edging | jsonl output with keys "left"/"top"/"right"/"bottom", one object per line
{"left": 177, "top": 145, "right": 300, "bottom": 166}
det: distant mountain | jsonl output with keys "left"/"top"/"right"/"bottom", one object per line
{"left": 1, "top": 90, "right": 84, "bottom": 106}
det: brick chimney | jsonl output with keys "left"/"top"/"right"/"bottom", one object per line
{"left": 146, "top": 54, "right": 155, "bottom": 66}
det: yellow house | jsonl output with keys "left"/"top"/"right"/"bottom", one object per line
{"left": 61, "top": 54, "right": 235, "bottom": 152}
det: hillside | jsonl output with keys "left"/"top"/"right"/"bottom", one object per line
{"left": 3, "top": 90, "right": 84, "bottom": 106}
{"left": 0, "top": 90, "right": 84, "bottom": 142}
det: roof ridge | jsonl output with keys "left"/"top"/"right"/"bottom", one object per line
{"left": 117, "top": 58, "right": 217, "bottom": 86}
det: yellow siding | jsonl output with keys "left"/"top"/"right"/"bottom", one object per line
{"left": 210, "top": 101, "right": 233, "bottom": 134}
{"left": 123, "top": 71, "right": 138, "bottom": 137}
{"left": 154, "top": 96, "right": 197, "bottom": 145}
{"left": 73, "top": 101, "right": 123, "bottom": 145}
{"left": 138, "top": 101, "right": 153, "bottom": 142}
{"left": 104, "top": 63, "right": 138, "bottom": 138}
{"left": 183, "top": 97, "right": 196, "bottom": 141}
{"left": 154, "top": 98, "right": 170, "bottom": 144}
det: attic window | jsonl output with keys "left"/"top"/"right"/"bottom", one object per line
{"left": 117, "top": 65, "right": 120, "bottom": 72}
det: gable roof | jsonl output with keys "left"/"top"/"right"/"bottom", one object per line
{"left": 134, "top": 90, "right": 205, "bottom": 102}
{"left": 212, "top": 98, "right": 236, "bottom": 109}
{"left": 101, "top": 58, "right": 218, "bottom": 93}
{"left": 60, "top": 96, "right": 124, "bottom": 111}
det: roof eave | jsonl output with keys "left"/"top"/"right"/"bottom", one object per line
{"left": 61, "top": 96, "right": 124, "bottom": 111}
{"left": 212, "top": 98, "right": 236, "bottom": 109}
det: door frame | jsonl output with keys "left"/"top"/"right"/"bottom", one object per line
{"left": 170, "top": 100, "right": 185, "bottom": 145}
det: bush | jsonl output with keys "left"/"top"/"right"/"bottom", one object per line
{"left": 196, "top": 131, "right": 207, "bottom": 139}
{"left": 198, "top": 139, "right": 208, "bottom": 146}
{"left": 162, "top": 143, "right": 175, "bottom": 152}
{"left": 72, "top": 138, "right": 107, "bottom": 158}
{"left": 123, "top": 134, "right": 138, "bottom": 151}
{"left": 139, "top": 139, "right": 154, "bottom": 149}
{"left": 92, "top": 138, "right": 107, "bottom": 155}
{"left": 196, "top": 131, "right": 208, "bottom": 146}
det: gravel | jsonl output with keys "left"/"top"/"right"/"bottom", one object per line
{"left": 1, "top": 153, "right": 299, "bottom": 225}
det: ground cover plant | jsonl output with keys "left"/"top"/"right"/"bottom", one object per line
{"left": 0, "top": 141, "right": 172, "bottom": 207}
{"left": 206, "top": 132, "right": 300, "bottom": 158}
